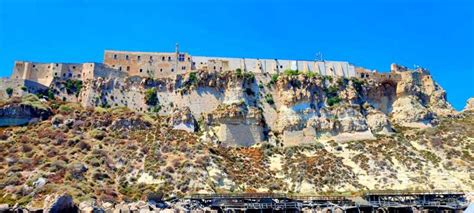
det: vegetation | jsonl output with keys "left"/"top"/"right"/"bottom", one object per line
{"left": 145, "top": 88, "right": 158, "bottom": 106}
{"left": 6, "top": 87, "right": 13, "bottom": 98}
{"left": 268, "top": 74, "right": 279, "bottom": 86}
{"left": 21, "top": 86, "right": 27, "bottom": 92}
{"left": 188, "top": 72, "right": 198, "bottom": 85}
{"left": 65, "top": 79, "right": 83, "bottom": 96}
{"left": 283, "top": 69, "right": 301, "bottom": 76}
{"left": 235, "top": 68, "right": 242, "bottom": 78}
{"left": 304, "top": 71, "right": 318, "bottom": 78}
{"left": 327, "top": 96, "right": 342, "bottom": 106}
{"left": 264, "top": 94, "right": 274, "bottom": 105}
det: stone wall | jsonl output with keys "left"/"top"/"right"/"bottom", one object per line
{"left": 0, "top": 78, "right": 47, "bottom": 99}
{"left": 103, "top": 50, "right": 192, "bottom": 78}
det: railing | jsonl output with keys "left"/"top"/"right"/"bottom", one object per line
{"left": 364, "top": 190, "right": 465, "bottom": 196}
{"left": 218, "top": 202, "right": 302, "bottom": 209}
{"left": 189, "top": 193, "right": 287, "bottom": 200}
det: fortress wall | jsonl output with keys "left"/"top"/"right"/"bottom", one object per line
{"left": 11, "top": 61, "right": 91, "bottom": 86}
{"left": 90, "top": 63, "right": 128, "bottom": 80}
{"left": 0, "top": 78, "right": 48, "bottom": 99}
{"left": 104, "top": 51, "right": 192, "bottom": 78}
{"left": 193, "top": 56, "right": 356, "bottom": 78}
{"left": 0, "top": 78, "right": 26, "bottom": 98}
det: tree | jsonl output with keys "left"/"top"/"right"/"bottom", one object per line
{"left": 6, "top": 87, "right": 13, "bottom": 98}
{"left": 145, "top": 88, "right": 158, "bottom": 106}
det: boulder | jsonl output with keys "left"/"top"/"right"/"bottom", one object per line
{"left": 169, "top": 107, "right": 195, "bottom": 132}
{"left": 43, "top": 194, "right": 77, "bottom": 213}
{"left": 109, "top": 117, "right": 151, "bottom": 132}
{"left": 0, "top": 204, "right": 9, "bottom": 212}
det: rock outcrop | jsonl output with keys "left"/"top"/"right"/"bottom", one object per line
{"left": 0, "top": 95, "right": 52, "bottom": 127}
{"left": 464, "top": 98, "right": 474, "bottom": 112}
{"left": 43, "top": 194, "right": 77, "bottom": 213}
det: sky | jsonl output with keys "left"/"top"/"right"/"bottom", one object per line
{"left": 0, "top": 0, "right": 473, "bottom": 110}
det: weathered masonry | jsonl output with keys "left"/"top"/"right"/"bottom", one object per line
{"left": 9, "top": 46, "right": 429, "bottom": 87}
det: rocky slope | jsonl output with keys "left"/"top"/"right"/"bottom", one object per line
{"left": 0, "top": 98, "right": 472, "bottom": 207}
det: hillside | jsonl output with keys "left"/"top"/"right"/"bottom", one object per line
{"left": 0, "top": 95, "right": 472, "bottom": 207}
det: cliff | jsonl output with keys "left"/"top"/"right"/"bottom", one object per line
{"left": 52, "top": 68, "right": 456, "bottom": 147}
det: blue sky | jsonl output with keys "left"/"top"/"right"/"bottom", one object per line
{"left": 0, "top": 0, "right": 473, "bottom": 110}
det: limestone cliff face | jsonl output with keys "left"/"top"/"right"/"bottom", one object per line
{"left": 48, "top": 68, "right": 455, "bottom": 146}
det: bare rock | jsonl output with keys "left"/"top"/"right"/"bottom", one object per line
{"left": 43, "top": 193, "right": 77, "bottom": 213}
{"left": 169, "top": 107, "right": 195, "bottom": 132}
{"left": 464, "top": 97, "right": 474, "bottom": 112}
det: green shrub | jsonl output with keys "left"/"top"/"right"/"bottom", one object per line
{"left": 264, "top": 94, "right": 275, "bottom": 105}
{"left": 59, "top": 105, "right": 73, "bottom": 113}
{"left": 258, "top": 83, "right": 264, "bottom": 89}
{"left": 90, "top": 129, "right": 106, "bottom": 140}
{"left": 327, "top": 96, "right": 341, "bottom": 106}
{"left": 145, "top": 88, "right": 158, "bottom": 106}
{"left": 188, "top": 72, "right": 198, "bottom": 85}
{"left": 235, "top": 68, "right": 243, "bottom": 78}
{"left": 350, "top": 77, "right": 364, "bottom": 92}
{"left": 65, "top": 79, "right": 83, "bottom": 96}
{"left": 47, "top": 89, "right": 55, "bottom": 100}
{"left": 242, "top": 72, "right": 255, "bottom": 81}
{"left": 283, "top": 69, "right": 300, "bottom": 76}
{"left": 150, "top": 105, "right": 162, "bottom": 113}
{"left": 21, "top": 86, "right": 27, "bottom": 91}
{"left": 304, "top": 72, "right": 318, "bottom": 78}
{"left": 325, "top": 85, "right": 339, "bottom": 97}
{"left": 269, "top": 74, "right": 279, "bottom": 85}
{"left": 6, "top": 87, "right": 13, "bottom": 97}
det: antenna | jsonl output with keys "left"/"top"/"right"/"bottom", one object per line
{"left": 316, "top": 52, "right": 323, "bottom": 61}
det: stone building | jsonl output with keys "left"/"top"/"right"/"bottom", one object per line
{"left": 8, "top": 47, "right": 425, "bottom": 89}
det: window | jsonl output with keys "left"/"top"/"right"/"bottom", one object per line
{"left": 178, "top": 54, "right": 185, "bottom": 62}
{"left": 160, "top": 68, "right": 163, "bottom": 72}
{"left": 126, "top": 66, "right": 130, "bottom": 71}
{"left": 150, "top": 56, "right": 153, "bottom": 60}
{"left": 140, "top": 69, "right": 143, "bottom": 73}
{"left": 56, "top": 63, "right": 59, "bottom": 67}
{"left": 33, "top": 65, "right": 36, "bottom": 68}
{"left": 48, "top": 65, "right": 51, "bottom": 68}
{"left": 213, "top": 66, "right": 216, "bottom": 70}
{"left": 181, "top": 66, "right": 186, "bottom": 70}
{"left": 126, "top": 55, "right": 129, "bottom": 60}
{"left": 119, "top": 66, "right": 122, "bottom": 71}
{"left": 168, "top": 56, "right": 171, "bottom": 61}
{"left": 114, "top": 54, "right": 117, "bottom": 59}
{"left": 54, "top": 73, "right": 58, "bottom": 76}
{"left": 171, "top": 68, "right": 174, "bottom": 72}
{"left": 72, "top": 66, "right": 76, "bottom": 69}
{"left": 137, "top": 56, "right": 141, "bottom": 61}
{"left": 280, "top": 65, "right": 283, "bottom": 68}
{"left": 112, "top": 65, "right": 115, "bottom": 68}
{"left": 162, "top": 56, "right": 165, "bottom": 61}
